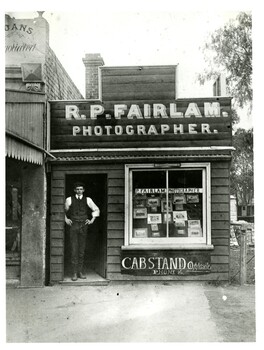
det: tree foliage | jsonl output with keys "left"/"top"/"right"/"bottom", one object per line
{"left": 198, "top": 12, "right": 252, "bottom": 110}
{"left": 230, "top": 128, "right": 254, "bottom": 205}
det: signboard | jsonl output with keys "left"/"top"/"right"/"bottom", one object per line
{"left": 5, "top": 14, "right": 48, "bottom": 65}
{"left": 50, "top": 98, "right": 232, "bottom": 150}
{"left": 120, "top": 250, "right": 211, "bottom": 276}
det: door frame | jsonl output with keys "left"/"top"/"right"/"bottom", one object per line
{"left": 49, "top": 167, "right": 108, "bottom": 283}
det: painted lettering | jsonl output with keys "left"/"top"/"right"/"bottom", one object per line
{"left": 185, "top": 103, "right": 202, "bottom": 118}
{"left": 126, "top": 125, "right": 134, "bottom": 135}
{"left": 188, "top": 124, "right": 198, "bottom": 134}
{"left": 204, "top": 102, "right": 220, "bottom": 117}
{"left": 127, "top": 104, "right": 143, "bottom": 119}
{"left": 139, "top": 257, "right": 147, "bottom": 269}
{"left": 82, "top": 126, "right": 92, "bottom": 136}
{"left": 66, "top": 105, "right": 83, "bottom": 120}
{"left": 153, "top": 104, "right": 168, "bottom": 118}
{"left": 170, "top": 103, "right": 183, "bottom": 118}
{"left": 105, "top": 125, "right": 112, "bottom": 135}
{"left": 114, "top": 104, "right": 127, "bottom": 119}
{"left": 201, "top": 123, "right": 212, "bottom": 133}
{"left": 137, "top": 125, "right": 146, "bottom": 135}
{"left": 121, "top": 257, "right": 131, "bottom": 269}
{"left": 144, "top": 104, "right": 151, "bottom": 118}
{"left": 115, "top": 126, "right": 123, "bottom": 135}
{"left": 5, "top": 23, "right": 33, "bottom": 34}
{"left": 161, "top": 124, "right": 170, "bottom": 134}
{"left": 174, "top": 124, "right": 184, "bottom": 134}
{"left": 90, "top": 105, "right": 104, "bottom": 119}
{"left": 94, "top": 126, "right": 103, "bottom": 136}
{"left": 131, "top": 257, "right": 139, "bottom": 269}
{"left": 72, "top": 126, "right": 81, "bottom": 136}
{"left": 147, "top": 125, "right": 158, "bottom": 135}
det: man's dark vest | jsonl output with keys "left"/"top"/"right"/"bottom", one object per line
{"left": 68, "top": 196, "right": 92, "bottom": 221}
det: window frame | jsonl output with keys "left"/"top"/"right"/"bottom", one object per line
{"left": 124, "top": 162, "right": 212, "bottom": 250}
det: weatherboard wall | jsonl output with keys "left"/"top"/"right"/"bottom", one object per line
{"left": 49, "top": 160, "right": 230, "bottom": 283}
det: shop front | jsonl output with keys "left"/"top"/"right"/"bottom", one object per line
{"left": 48, "top": 66, "right": 232, "bottom": 283}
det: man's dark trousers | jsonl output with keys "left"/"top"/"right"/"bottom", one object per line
{"left": 69, "top": 221, "right": 88, "bottom": 274}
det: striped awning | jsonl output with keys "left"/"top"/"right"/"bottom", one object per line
{"left": 6, "top": 136, "right": 43, "bottom": 165}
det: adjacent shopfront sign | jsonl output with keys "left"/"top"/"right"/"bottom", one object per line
{"left": 50, "top": 98, "right": 232, "bottom": 150}
{"left": 5, "top": 14, "right": 48, "bottom": 65}
{"left": 120, "top": 250, "right": 211, "bottom": 276}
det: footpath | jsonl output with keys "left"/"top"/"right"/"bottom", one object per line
{"left": 5, "top": 281, "right": 256, "bottom": 342}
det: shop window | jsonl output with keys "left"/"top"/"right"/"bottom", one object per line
{"left": 125, "top": 163, "right": 211, "bottom": 248}
{"left": 6, "top": 160, "right": 22, "bottom": 259}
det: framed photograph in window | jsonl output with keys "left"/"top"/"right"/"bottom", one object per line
{"left": 173, "top": 193, "right": 186, "bottom": 204}
{"left": 147, "top": 197, "right": 161, "bottom": 207}
{"left": 174, "top": 219, "right": 186, "bottom": 227}
{"left": 187, "top": 194, "right": 199, "bottom": 203}
{"left": 149, "top": 206, "right": 158, "bottom": 213}
{"left": 188, "top": 227, "right": 203, "bottom": 237}
{"left": 134, "top": 198, "right": 146, "bottom": 208}
{"left": 151, "top": 224, "right": 159, "bottom": 231}
{"left": 133, "top": 208, "right": 147, "bottom": 219}
{"left": 147, "top": 213, "right": 162, "bottom": 224}
{"left": 152, "top": 231, "right": 161, "bottom": 237}
{"left": 173, "top": 211, "right": 188, "bottom": 221}
{"left": 133, "top": 228, "right": 148, "bottom": 238}
{"left": 163, "top": 213, "right": 172, "bottom": 223}
{"left": 188, "top": 220, "right": 201, "bottom": 228}
{"left": 161, "top": 200, "right": 173, "bottom": 212}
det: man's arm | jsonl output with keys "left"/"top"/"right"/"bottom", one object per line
{"left": 85, "top": 197, "right": 100, "bottom": 225}
{"left": 65, "top": 197, "right": 72, "bottom": 226}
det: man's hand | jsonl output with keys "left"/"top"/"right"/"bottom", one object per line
{"left": 85, "top": 218, "right": 95, "bottom": 225}
{"left": 65, "top": 217, "right": 72, "bottom": 226}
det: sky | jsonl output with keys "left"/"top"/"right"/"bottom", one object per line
{"left": 4, "top": 1, "right": 255, "bottom": 130}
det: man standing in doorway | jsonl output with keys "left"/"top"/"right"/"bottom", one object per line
{"left": 65, "top": 182, "right": 100, "bottom": 281}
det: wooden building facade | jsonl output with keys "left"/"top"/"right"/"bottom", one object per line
{"left": 48, "top": 64, "right": 233, "bottom": 283}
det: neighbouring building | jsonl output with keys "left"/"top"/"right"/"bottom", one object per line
{"left": 47, "top": 55, "right": 233, "bottom": 284}
{"left": 5, "top": 12, "right": 83, "bottom": 287}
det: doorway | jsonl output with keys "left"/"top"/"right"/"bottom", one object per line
{"left": 64, "top": 174, "right": 107, "bottom": 281}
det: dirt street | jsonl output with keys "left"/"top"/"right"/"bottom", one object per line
{"left": 6, "top": 282, "right": 255, "bottom": 342}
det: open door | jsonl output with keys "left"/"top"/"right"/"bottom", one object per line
{"left": 65, "top": 174, "right": 107, "bottom": 279}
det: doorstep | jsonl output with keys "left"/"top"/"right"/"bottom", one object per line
{"left": 59, "top": 270, "right": 110, "bottom": 286}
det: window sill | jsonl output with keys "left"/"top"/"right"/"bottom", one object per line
{"left": 121, "top": 244, "right": 214, "bottom": 251}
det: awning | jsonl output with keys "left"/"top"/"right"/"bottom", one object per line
{"left": 6, "top": 136, "right": 43, "bottom": 165}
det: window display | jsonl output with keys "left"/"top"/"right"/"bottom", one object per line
{"left": 126, "top": 163, "right": 211, "bottom": 246}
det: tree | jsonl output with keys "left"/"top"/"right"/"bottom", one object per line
{"left": 198, "top": 12, "right": 252, "bottom": 112}
{"left": 230, "top": 128, "right": 254, "bottom": 206}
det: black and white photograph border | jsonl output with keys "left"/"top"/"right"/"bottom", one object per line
{"left": 1, "top": 0, "right": 263, "bottom": 346}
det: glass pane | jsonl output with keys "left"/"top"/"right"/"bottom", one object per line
{"left": 168, "top": 170, "right": 203, "bottom": 238}
{"left": 132, "top": 170, "right": 167, "bottom": 238}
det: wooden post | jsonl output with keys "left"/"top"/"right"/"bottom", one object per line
{"left": 240, "top": 226, "right": 247, "bottom": 285}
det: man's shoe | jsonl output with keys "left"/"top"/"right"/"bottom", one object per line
{"left": 71, "top": 273, "right": 78, "bottom": 281}
{"left": 78, "top": 272, "right": 86, "bottom": 279}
